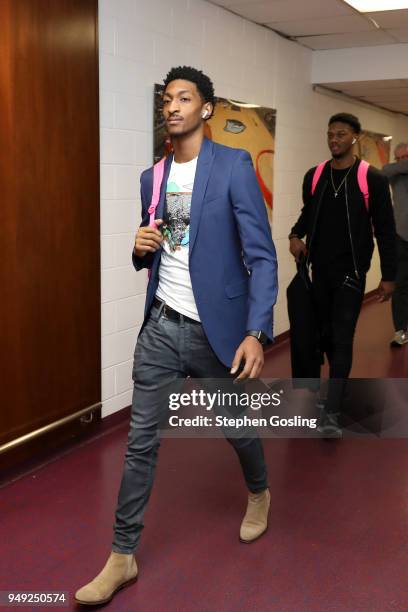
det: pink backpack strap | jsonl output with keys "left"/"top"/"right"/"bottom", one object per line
{"left": 311, "top": 160, "right": 329, "bottom": 195}
{"left": 357, "top": 159, "right": 369, "bottom": 212}
{"left": 148, "top": 158, "right": 165, "bottom": 228}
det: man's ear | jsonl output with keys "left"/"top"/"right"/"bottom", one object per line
{"left": 202, "top": 104, "right": 213, "bottom": 120}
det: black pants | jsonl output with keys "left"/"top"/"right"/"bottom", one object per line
{"left": 312, "top": 268, "right": 366, "bottom": 414}
{"left": 392, "top": 236, "right": 408, "bottom": 332}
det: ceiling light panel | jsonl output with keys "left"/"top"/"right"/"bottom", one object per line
{"left": 344, "top": 1, "right": 408, "bottom": 12}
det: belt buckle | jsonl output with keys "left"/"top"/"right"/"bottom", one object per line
{"left": 162, "top": 303, "right": 172, "bottom": 319}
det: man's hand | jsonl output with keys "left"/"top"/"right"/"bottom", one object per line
{"left": 376, "top": 280, "right": 395, "bottom": 302}
{"left": 289, "top": 237, "right": 307, "bottom": 262}
{"left": 134, "top": 219, "right": 163, "bottom": 257}
{"left": 230, "top": 336, "right": 264, "bottom": 382}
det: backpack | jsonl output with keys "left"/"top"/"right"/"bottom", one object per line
{"left": 146, "top": 157, "right": 165, "bottom": 279}
{"left": 148, "top": 157, "right": 166, "bottom": 227}
{"left": 311, "top": 159, "right": 370, "bottom": 212}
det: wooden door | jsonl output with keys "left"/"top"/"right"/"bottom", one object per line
{"left": 0, "top": 0, "right": 100, "bottom": 453}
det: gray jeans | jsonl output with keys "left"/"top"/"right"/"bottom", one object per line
{"left": 112, "top": 301, "right": 268, "bottom": 554}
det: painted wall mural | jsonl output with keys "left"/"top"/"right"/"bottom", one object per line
{"left": 153, "top": 84, "right": 276, "bottom": 223}
{"left": 355, "top": 130, "right": 391, "bottom": 168}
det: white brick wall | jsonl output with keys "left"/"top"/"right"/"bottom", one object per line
{"left": 99, "top": 0, "right": 408, "bottom": 417}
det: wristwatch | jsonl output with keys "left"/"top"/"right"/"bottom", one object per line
{"left": 246, "top": 330, "right": 268, "bottom": 345}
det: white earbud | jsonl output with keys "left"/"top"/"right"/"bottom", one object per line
{"left": 202, "top": 111, "right": 209, "bottom": 119}
{"left": 352, "top": 138, "right": 357, "bottom": 145}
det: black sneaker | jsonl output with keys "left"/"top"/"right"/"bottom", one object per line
{"left": 317, "top": 409, "right": 342, "bottom": 439}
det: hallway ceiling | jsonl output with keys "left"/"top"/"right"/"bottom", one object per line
{"left": 210, "top": 0, "right": 408, "bottom": 50}
{"left": 209, "top": 0, "right": 408, "bottom": 114}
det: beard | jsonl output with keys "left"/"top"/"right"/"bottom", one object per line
{"left": 331, "top": 146, "right": 352, "bottom": 159}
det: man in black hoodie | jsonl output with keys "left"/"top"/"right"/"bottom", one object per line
{"left": 289, "top": 113, "right": 396, "bottom": 436}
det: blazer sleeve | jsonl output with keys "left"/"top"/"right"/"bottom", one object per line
{"left": 132, "top": 169, "right": 155, "bottom": 271}
{"left": 367, "top": 168, "right": 397, "bottom": 282}
{"left": 229, "top": 150, "right": 278, "bottom": 340}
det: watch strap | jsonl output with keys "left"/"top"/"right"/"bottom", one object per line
{"left": 245, "top": 330, "right": 268, "bottom": 345}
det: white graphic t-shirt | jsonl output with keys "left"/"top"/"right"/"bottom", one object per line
{"left": 155, "top": 157, "right": 200, "bottom": 321}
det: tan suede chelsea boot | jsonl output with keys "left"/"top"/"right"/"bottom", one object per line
{"left": 74, "top": 551, "right": 138, "bottom": 606}
{"left": 239, "top": 488, "right": 270, "bottom": 543}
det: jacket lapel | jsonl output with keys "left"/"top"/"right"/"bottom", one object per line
{"left": 189, "top": 137, "right": 215, "bottom": 255}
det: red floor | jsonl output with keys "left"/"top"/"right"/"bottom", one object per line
{"left": 1, "top": 298, "right": 407, "bottom": 611}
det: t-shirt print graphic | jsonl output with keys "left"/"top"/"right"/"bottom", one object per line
{"left": 163, "top": 180, "right": 191, "bottom": 252}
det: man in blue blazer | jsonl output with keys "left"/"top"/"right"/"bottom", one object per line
{"left": 76, "top": 66, "right": 278, "bottom": 606}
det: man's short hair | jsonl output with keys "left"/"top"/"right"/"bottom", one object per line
{"left": 395, "top": 142, "right": 408, "bottom": 152}
{"left": 328, "top": 113, "right": 361, "bottom": 134}
{"left": 163, "top": 66, "right": 216, "bottom": 110}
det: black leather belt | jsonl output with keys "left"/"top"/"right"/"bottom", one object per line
{"left": 152, "top": 298, "right": 201, "bottom": 325}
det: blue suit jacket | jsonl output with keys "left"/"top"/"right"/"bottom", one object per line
{"left": 133, "top": 137, "right": 278, "bottom": 367}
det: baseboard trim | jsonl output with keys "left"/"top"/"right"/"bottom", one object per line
{"left": 0, "top": 403, "right": 101, "bottom": 455}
